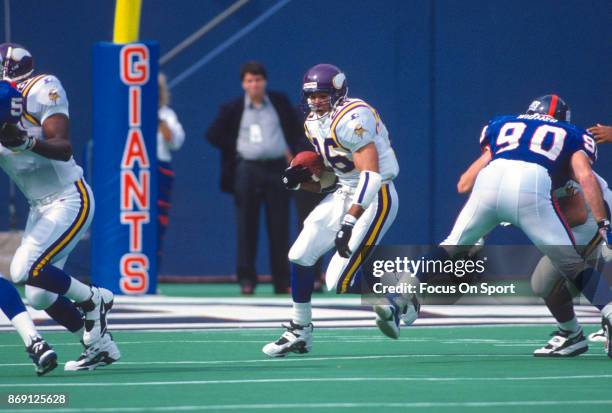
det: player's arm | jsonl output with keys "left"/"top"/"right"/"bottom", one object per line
{"left": 346, "top": 142, "right": 379, "bottom": 218}
{"left": 570, "top": 151, "right": 608, "bottom": 232}
{"left": 557, "top": 190, "right": 588, "bottom": 227}
{"left": 588, "top": 124, "right": 612, "bottom": 145}
{"left": 335, "top": 142, "right": 380, "bottom": 257}
{"left": 32, "top": 114, "right": 73, "bottom": 161}
{"left": 0, "top": 114, "right": 72, "bottom": 161}
{"left": 457, "top": 149, "right": 492, "bottom": 194}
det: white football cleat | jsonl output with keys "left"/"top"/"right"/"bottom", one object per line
{"left": 400, "top": 294, "right": 421, "bottom": 326}
{"left": 373, "top": 304, "right": 402, "bottom": 339}
{"left": 588, "top": 329, "right": 606, "bottom": 343}
{"left": 79, "top": 287, "right": 114, "bottom": 346}
{"left": 533, "top": 329, "right": 588, "bottom": 357}
{"left": 604, "top": 316, "right": 612, "bottom": 358}
{"left": 262, "top": 322, "right": 313, "bottom": 357}
{"left": 64, "top": 333, "right": 120, "bottom": 371}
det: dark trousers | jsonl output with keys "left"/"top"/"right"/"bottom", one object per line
{"left": 234, "top": 158, "right": 290, "bottom": 292}
{"left": 157, "top": 161, "right": 175, "bottom": 269}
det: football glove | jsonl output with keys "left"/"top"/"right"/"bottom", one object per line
{"left": 598, "top": 219, "right": 612, "bottom": 249}
{"left": 0, "top": 123, "right": 35, "bottom": 152}
{"left": 335, "top": 215, "right": 357, "bottom": 258}
{"left": 282, "top": 165, "right": 312, "bottom": 190}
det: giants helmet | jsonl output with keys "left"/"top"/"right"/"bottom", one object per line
{"left": 526, "top": 94, "right": 571, "bottom": 122}
{"left": 0, "top": 43, "right": 34, "bottom": 82}
{"left": 302, "top": 63, "right": 348, "bottom": 113}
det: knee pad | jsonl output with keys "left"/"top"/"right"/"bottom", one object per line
{"left": 9, "top": 246, "right": 34, "bottom": 284}
{"left": 288, "top": 244, "right": 318, "bottom": 267}
{"left": 25, "top": 285, "right": 59, "bottom": 310}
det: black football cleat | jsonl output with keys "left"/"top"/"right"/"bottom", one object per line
{"left": 26, "top": 337, "right": 58, "bottom": 376}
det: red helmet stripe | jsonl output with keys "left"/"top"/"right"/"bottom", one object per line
{"left": 548, "top": 95, "right": 558, "bottom": 117}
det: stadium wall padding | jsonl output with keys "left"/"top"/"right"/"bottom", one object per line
{"left": 0, "top": 0, "right": 610, "bottom": 277}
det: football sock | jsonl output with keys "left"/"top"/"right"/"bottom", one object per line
{"left": 11, "top": 312, "right": 40, "bottom": 347}
{"left": 291, "top": 264, "right": 315, "bottom": 303}
{"left": 0, "top": 278, "right": 39, "bottom": 346}
{"left": 0, "top": 277, "right": 27, "bottom": 319}
{"left": 558, "top": 318, "right": 580, "bottom": 335}
{"left": 27, "top": 265, "right": 91, "bottom": 303}
{"left": 291, "top": 264, "right": 314, "bottom": 326}
{"left": 573, "top": 267, "right": 612, "bottom": 311}
{"left": 293, "top": 302, "right": 312, "bottom": 326}
{"left": 45, "top": 296, "right": 84, "bottom": 333}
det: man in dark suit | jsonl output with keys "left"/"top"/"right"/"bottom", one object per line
{"left": 206, "top": 61, "right": 304, "bottom": 294}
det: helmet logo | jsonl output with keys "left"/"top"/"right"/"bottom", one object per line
{"left": 303, "top": 81, "right": 317, "bottom": 90}
{"left": 332, "top": 73, "right": 345, "bottom": 90}
{"left": 528, "top": 100, "right": 540, "bottom": 111}
{"left": 10, "top": 48, "right": 31, "bottom": 62}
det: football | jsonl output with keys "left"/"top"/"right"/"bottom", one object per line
{"left": 291, "top": 150, "right": 325, "bottom": 177}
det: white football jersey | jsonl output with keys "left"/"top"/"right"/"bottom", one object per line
{"left": 0, "top": 74, "right": 83, "bottom": 201}
{"left": 304, "top": 98, "right": 399, "bottom": 187}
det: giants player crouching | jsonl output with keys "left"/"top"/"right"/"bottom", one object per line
{"left": 263, "top": 64, "right": 401, "bottom": 357}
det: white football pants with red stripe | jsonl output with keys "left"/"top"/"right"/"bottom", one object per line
{"left": 442, "top": 158, "right": 585, "bottom": 278}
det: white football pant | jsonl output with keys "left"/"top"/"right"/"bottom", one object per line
{"left": 8, "top": 179, "right": 94, "bottom": 310}
{"left": 442, "top": 159, "right": 585, "bottom": 279}
{"left": 289, "top": 182, "right": 398, "bottom": 293}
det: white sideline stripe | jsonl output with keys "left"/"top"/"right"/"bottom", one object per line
{"left": 0, "top": 317, "right": 603, "bottom": 331}
{"left": 0, "top": 352, "right": 607, "bottom": 368}
{"left": 2, "top": 375, "right": 612, "bottom": 388}
{"left": 2, "top": 400, "right": 612, "bottom": 413}
{"left": 0, "top": 339, "right": 392, "bottom": 348}
{"left": 0, "top": 337, "right": 542, "bottom": 348}
{"left": 0, "top": 336, "right": 542, "bottom": 348}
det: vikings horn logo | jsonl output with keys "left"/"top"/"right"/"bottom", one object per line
{"left": 48, "top": 88, "right": 60, "bottom": 104}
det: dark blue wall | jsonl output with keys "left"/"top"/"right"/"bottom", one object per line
{"left": 0, "top": 0, "right": 610, "bottom": 276}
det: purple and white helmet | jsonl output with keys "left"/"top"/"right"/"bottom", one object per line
{"left": 302, "top": 63, "right": 348, "bottom": 113}
{"left": 0, "top": 43, "right": 34, "bottom": 82}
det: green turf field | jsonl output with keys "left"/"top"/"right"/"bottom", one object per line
{"left": 1, "top": 325, "right": 611, "bottom": 412}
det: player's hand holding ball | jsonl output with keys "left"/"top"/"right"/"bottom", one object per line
{"left": 335, "top": 215, "right": 356, "bottom": 258}
{"left": 0, "top": 122, "right": 35, "bottom": 152}
{"left": 282, "top": 165, "right": 312, "bottom": 190}
{"left": 282, "top": 151, "right": 325, "bottom": 190}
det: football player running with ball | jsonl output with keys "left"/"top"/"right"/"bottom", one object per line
{"left": 0, "top": 43, "right": 119, "bottom": 370}
{"left": 263, "top": 64, "right": 400, "bottom": 357}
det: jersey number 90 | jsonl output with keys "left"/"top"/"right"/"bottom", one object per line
{"left": 495, "top": 122, "right": 595, "bottom": 161}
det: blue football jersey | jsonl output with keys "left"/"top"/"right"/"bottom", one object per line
{"left": 0, "top": 80, "right": 22, "bottom": 124}
{"left": 480, "top": 113, "right": 597, "bottom": 186}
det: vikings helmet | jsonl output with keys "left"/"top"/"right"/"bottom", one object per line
{"left": 302, "top": 63, "right": 348, "bottom": 113}
{"left": 526, "top": 94, "right": 571, "bottom": 122}
{"left": 0, "top": 43, "right": 34, "bottom": 82}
